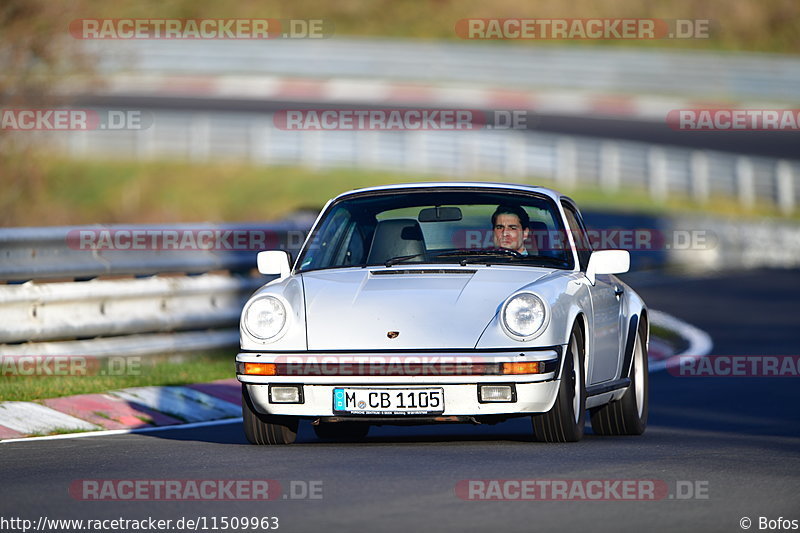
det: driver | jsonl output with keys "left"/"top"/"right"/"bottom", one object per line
{"left": 491, "top": 204, "right": 530, "bottom": 255}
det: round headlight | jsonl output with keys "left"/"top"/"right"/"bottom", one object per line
{"left": 243, "top": 296, "right": 287, "bottom": 340}
{"left": 501, "top": 293, "right": 547, "bottom": 339}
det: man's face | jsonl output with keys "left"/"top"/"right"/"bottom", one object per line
{"left": 493, "top": 213, "right": 529, "bottom": 253}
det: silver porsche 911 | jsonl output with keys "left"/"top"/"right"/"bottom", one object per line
{"left": 236, "top": 182, "right": 649, "bottom": 444}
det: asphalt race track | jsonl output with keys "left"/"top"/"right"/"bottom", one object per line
{"left": 1, "top": 268, "right": 798, "bottom": 533}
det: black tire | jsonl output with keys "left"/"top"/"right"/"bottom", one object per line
{"left": 532, "top": 325, "right": 586, "bottom": 442}
{"left": 313, "top": 422, "right": 370, "bottom": 441}
{"left": 242, "top": 385, "right": 298, "bottom": 445}
{"left": 590, "top": 325, "right": 649, "bottom": 436}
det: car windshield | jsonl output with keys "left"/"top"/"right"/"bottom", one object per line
{"left": 296, "top": 188, "right": 575, "bottom": 273}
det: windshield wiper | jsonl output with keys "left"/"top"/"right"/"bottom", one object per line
{"left": 433, "top": 249, "right": 521, "bottom": 259}
{"left": 384, "top": 253, "right": 425, "bottom": 267}
{"left": 458, "top": 254, "right": 570, "bottom": 267}
{"left": 428, "top": 249, "right": 523, "bottom": 266}
{"left": 383, "top": 249, "right": 513, "bottom": 267}
{"left": 383, "top": 250, "right": 511, "bottom": 267}
{"left": 383, "top": 250, "right": 569, "bottom": 268}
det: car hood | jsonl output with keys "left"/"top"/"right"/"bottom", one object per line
{"left": 301, "top": 267, "right": 553, "bottom": 350}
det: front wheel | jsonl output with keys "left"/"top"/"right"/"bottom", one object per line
{"left": 589, "top": 325, "right": 648, "bottom": 436}
{"left": 532, "top": 325, "right": 586, "bottom": 442}
{"left": 242, "top": 385, "right": 298, "bottom": 445}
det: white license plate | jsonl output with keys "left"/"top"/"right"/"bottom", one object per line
{"left": 333, "top": 388, "right": 444, "bottom": 415}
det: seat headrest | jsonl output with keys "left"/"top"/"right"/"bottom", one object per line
{"left": 367, "top": 218, "right": 426, "bottom": 264}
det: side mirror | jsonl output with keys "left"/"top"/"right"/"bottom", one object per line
{"left": 585, "top": 250, "right": 630, "bottom": 284}
{"left": 257, "top": 250, "right": 292, "bottom": 278}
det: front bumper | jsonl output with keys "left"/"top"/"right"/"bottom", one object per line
{"left": 236, "top": 348, "right": 563, "bottom": 417}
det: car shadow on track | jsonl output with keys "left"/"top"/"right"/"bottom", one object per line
{"left": 137, "top": 371, "right": 800, "bottom": 453}
{"left": 138, "top": 417, "right": 542, "bottom": 446}
{"left": 136, "top": 415, "right": 633, "bottom": 447}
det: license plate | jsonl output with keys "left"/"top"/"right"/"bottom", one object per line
{"left": 333, "top": 388, "right": 444, "bottom": 415}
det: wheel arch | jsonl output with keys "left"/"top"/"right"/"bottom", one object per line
{"left": 639, "top": 308, "right": 650, "bottom": 345}
{"left": 565, "top": 311, "right": 588, "bottom": 381}
{"left": 620, "top": 306, "right": 648, "bottom": 379}
{"left": 574, "top": 311, "right": 588, "bottom": 361}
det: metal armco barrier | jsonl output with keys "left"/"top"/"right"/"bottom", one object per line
{"left": 0, "top": 222, "right": 308, "bottom": 282}
{"left": 0, "top": 274, "right": 262, "bottom": 344}
{"left": 0, "top": 223, "right": 308, "bottom": 357}
{"left": 2, "top": 214, "right": 793, "bottom": 357}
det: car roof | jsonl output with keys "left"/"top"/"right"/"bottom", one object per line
{"left": 332, "top": 182, "right": 565, "bottom": 203}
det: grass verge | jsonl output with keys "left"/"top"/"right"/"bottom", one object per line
{"left": 2, "top": 155, "right": 794, "bottom": 227}
{"left": 0, "top": 350, "right": 235, "bottom": 402}
{"left": 651, "top": 323, "right": 690, "bottom": 355}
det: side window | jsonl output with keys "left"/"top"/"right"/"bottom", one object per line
{"left": 561, "top": 202, "right": 592, "bottom": 270}
{"left": 300, "top": 207, "right": 352, "bottom": 270}
{"left": 335, "top": 221, "right": 368, "bottom": 266}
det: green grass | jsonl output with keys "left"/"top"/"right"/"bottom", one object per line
{"left": 27, "top": 427, "right": 104, "bottom": 437}
{"left": 135, "top": 414, "right": 155, "bottom": 425}
{"left": 0, "top": 350, "right": 235, "bottom": 402}
{"left": 69, "top": 0, "right": 800, "bottom": 54}
{"left": 1, "top": 155, "right": 794, "bottom": 227}
{"left": 651, "top": 323, "right": 689, "bottom": 354}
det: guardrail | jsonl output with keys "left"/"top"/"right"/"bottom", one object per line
{"left": 0, "top": 223, "right": 308, "bottom": 357}
{"left": 4, "top": 214, "right": 790, "bottom": 359}
{"left": 49, "top": 108, "right": 800, "bottom": 214}
{"left": 0, "top": 222, "right": 307, "bottom": 281}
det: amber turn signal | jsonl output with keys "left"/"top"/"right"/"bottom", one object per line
{"left": 243, "top": 362, "right": 278, "bottom": 376}
{"left": 502, "top": 362, "right": 542, "bottom": 375}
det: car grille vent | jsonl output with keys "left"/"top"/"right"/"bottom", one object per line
{"left": 371, "top": 269, "right": 476, "bottom": 275}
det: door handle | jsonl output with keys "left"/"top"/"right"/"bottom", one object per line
{"left": 614, "top": 285, "right": 624, "bottom": 297}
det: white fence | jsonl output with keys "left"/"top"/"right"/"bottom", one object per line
{"left": 45, "top": 109, "right": 800, "bottom": 214}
